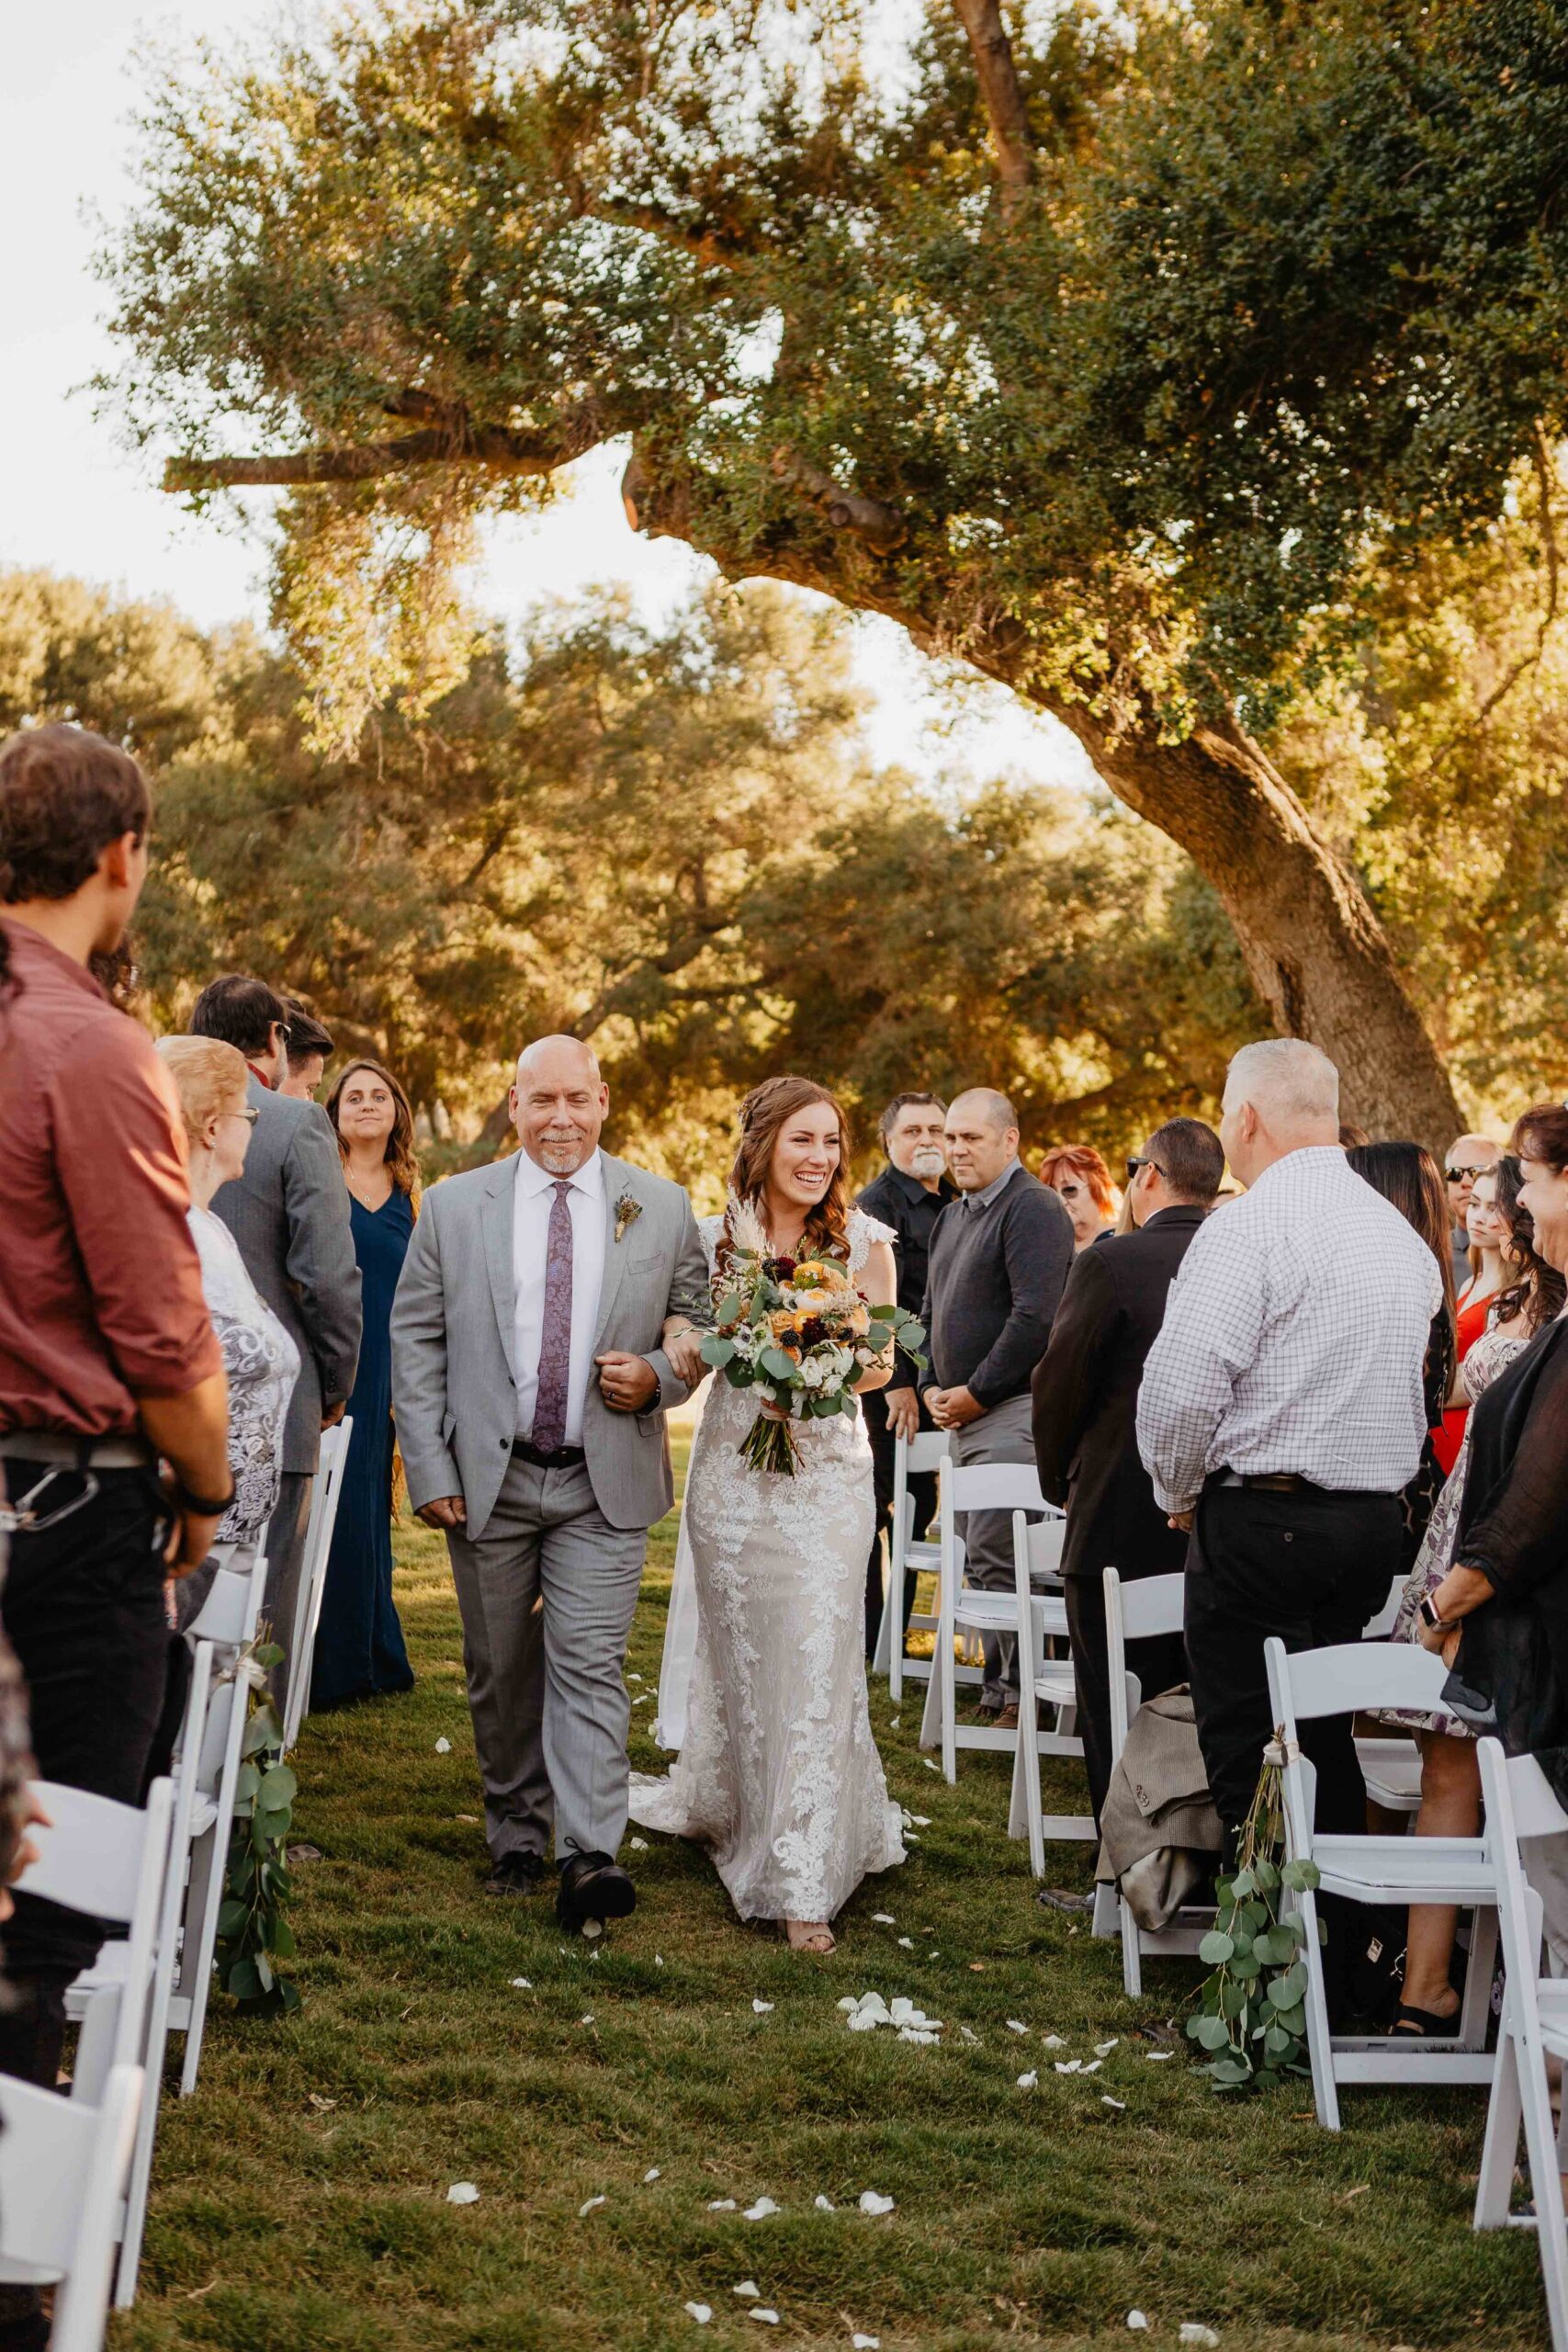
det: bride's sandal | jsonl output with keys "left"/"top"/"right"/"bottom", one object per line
{"left": 785, "top": 1919, "right": 837, "bottom": 1955}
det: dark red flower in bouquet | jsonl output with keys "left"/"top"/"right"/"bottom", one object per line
{"left": 772, "top": 1255, "right": 798, "bottom": 1280}
{"left": 797, "top": 1314, "right": 829, "bottom": 1348}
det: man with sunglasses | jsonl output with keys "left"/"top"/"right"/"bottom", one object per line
{"left": 1444, "top": 1133, "right": 1504, "bottom": 1287}
{"left": 1032, "top": 1117, "right": 1223, "bottom": 1826}
{"left": 190, "top": 973, "right": 361, "bottom": 1704}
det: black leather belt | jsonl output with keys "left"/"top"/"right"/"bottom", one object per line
{"left": 1218, "top": 1470, "right": 1319, "bottom": 1494}
{"left": 512, "top": 1437, "right": 586, "bottom": 1471}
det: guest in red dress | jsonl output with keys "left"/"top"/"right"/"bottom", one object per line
{"left": 1434, "top": 1166, "right": 1510, "bottom": 1476}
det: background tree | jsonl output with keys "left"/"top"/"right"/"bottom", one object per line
{"left": 0, "top": 564, "right": 1267, "bottom": 1180}
{"left": 99, "top": 0, "right": 1568, "bottom": 1140}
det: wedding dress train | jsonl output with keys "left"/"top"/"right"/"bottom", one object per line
{"left": 630, "top": 1207, "right": 905, "bottom": 1922}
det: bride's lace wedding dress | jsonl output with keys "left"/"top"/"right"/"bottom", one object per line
{"left": 629, "top": 1206, "right": 906, "bottom": 1923}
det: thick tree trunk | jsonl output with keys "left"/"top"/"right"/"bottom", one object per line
{"left": 1063, "top": 708, "right": 1461, "bottom": 1149}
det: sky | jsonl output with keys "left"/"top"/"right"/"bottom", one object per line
{"left": 0, "top": 1, "right": 1093, "bottom": 791}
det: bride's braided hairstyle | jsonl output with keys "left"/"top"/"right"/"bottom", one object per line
{"left": 717, "top": 1075, "right": 853, "bottom": 1279}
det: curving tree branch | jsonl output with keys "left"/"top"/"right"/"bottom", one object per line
{"left": 952, "top": 0, "right": 1037, "bottom": 223}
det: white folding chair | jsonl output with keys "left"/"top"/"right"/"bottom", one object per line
{"left": 1096, "top": 1566, "right": 1216, "bottom": 1989}
{"left": 176, "top": 1561, "right": 273, "bottom": 2100}
{"left": 876, "top": 1430, "right": 949, "bottom": 1697}
{"left": 918, "top": 1462, "right": 1060, "bottom": 1777}
{"left": 284, "top": 1414, "right": 353, "bottom": 1750}
{"left": 0, "top": 2065, "right": 142, "bottom": 2352}
{"left": 1354, "top": 1577, "right": 1424, "bottom": 1815}
{"left": 1266, "top": 1636, "right": 1500, "bottom": 2129}
{"left": 1473, "top": 1736, "right": 1568, "bottom": 2346}
{"left": 17, "top": 1779, "right": 175, "bottom": 2109}
{"left": 1007, "top": 1513, "right": 1095, "bottom": 1868}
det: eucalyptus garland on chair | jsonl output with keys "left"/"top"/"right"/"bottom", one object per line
{"left": 1186, "top": 1743, "right": 1321, "bottom": 2091}
{"left": 214, "top": 1640, "right": 302, "bottom": 2018}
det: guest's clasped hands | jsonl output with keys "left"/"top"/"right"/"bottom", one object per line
{"left": 925, "top": 1383, "right": 985, "bottom": 1431}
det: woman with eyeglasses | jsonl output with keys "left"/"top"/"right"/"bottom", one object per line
{"left": 1039, "top": 1144, "right": 1118, "bottom": 1250}
{"left": 154, "top": 1035, "right": 300, "bottom": 1626}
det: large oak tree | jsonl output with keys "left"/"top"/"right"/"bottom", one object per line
{"left": 102, "top": 0, "right": 1568, "bottom": 1141}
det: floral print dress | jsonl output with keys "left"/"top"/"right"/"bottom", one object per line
{"left": 1376, "top": 1312, "right": 1529, "bottom": 1739}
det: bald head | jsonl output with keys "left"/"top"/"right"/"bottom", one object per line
{"left": 510, "top": 1034, "right": 609, "bottom": 1174}
{"left": 945, "top": 1087, "right": 1021, "bottom": 1193}
{"left": 1221, "top": 1038, "right": 1341, "bottom": 1188}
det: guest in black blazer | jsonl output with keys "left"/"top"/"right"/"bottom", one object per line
{"left": 1032, "top": 1117, "right": 1224, "bottom": 1825}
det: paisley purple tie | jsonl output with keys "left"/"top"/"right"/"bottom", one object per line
{"left": 532, "top": 1179, "right": 575, "bottom": 1452}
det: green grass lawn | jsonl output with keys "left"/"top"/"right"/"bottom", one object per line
{"left": 120, "top": 1438, "right": 1549, "bottom": 2352}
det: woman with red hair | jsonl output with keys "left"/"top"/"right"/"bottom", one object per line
{"left": 1039, "top": 1144, "right": 1118, "bottom": 1251}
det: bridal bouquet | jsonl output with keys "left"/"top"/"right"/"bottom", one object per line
{"left": 699, "top": 1199, "right": 927, "bottom": 1476}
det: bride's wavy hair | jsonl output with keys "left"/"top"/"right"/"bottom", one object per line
{"left": 721, "top": 1076, "right": 853, "bottom": 1270}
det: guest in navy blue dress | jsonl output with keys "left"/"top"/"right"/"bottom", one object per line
{"left": 312, "top": 1058, "right": 420, "bottom": 1711}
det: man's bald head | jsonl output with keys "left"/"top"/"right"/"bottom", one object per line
{"left": 944, "top": 1087, "right": 1021, "bottom": 1193}
{"left": 510, "top": 1034, "right": 609, "bottom": 1173}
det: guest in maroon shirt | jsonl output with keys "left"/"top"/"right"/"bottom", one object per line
{"left": 0, "top": 724, "right": 231, "bottom": 2350}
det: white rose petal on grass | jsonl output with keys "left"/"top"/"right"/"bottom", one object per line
{"left": 578, "top": 2196, "right": 606, "bottom": 2218}
{"left": 580, "top": 2015, "right": 595, "bottom": 2026}
{"left": 853, "top": 2335, "right": 882, "bottom": 2348}
{"left": 814, "top": 2194, "right": 836, "bottom": 2211}
{"left": 744, "top": 2197, "right": 781, "bottom": 2220}
{"left": 446, "top": 2182, "right": 480, "bottom": 2205}
{"left": 1016, "top": 2070, "right": 1039, "bottom": 2091}
{"left": 750, "top": 2312, "right": 781, "bottom": 2326}
{"left": 1102, "top": 2096, "right": 1126, "bottom": 2111}
{"left": 643, "top": 2167, "right": 661, "bottom": 2184}
{"left": 1145, "top": 2050, "right": 1175, "bottom": 2063}
{"left": 1055, "top": 2061, "right": 1082, "bottom": 2075}
{"left": 1041, "top": 2034, "right": 1066, "bottom": 2049}
{"left": 1095, "top": 2039, "right": 1120, "bottom": 2057}
{"left": 733, "top": 2281, "right": 761, "bottom": 2300}
{"left": 872, "top": 1913, "right": 896, "bottom": 1925}
{"left": 846, "top": 2012, "right": 879, "bottom": 2033}
{"left": 922, "top": 1758, "right": 940, "bottom": 1771}
{"left": 909, "top": 1814, "right": 931, "bottom": 1826}
{"left": 582, "top": 1920, "right": 604, "bottom": 1940}
{"left": 1082, "top": 2060, "right": 1103, "bottom": 2074}
{"left": 708, "top": 2199, "right": 738, "bottom": 2211}
{"left": 897, "top": 1936, "right": 915, "bottom": 1950}
{"left": 630, "top": 1837, "right": 649, "bottom": 1852}
{"left": 627, "top": 1672, "right": 643, "bottom": 1683}
{"left": 1006, "top": 2020, "right": 1030, "bottom": 2036}
{"left": 889, "top": 1713, "right": 901, "bottom": 1727}
{"left": 656, "top": 1955, "right": 665, "bottom": 1968}
{"left": 1127, "top": 2312, "right": 1150, "bottom": 2332}
{"left": 858, "top": 2190, "right": 896, "bottom": 2216}
{"left": 752, "top": 1999, "right": 775, "bottom": 2014}
{"left": 510, "top": 1976, "right": 532, "bottom": 1990}
{"left": 434, "top": 1736, "right": 452, "bottom": 1754}
{"left": 959, "top": 2026, "right": 981, "bottom": 2045}
{"left": 837, "top": 1996, "right": 858, "bottom": 2014}
{"left": 684, "top": 2305, "right": 714, "bottom": 2326}
{"left": 1180, "top": 2329, "right": 1219, "bottom": 2347}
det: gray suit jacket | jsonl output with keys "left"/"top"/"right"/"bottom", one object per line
{"left": 210, "top": 1076, "right": 363, "bottom": 1474}
{"left": 390, "top": 1148, "right": 709, "bottom": 1539}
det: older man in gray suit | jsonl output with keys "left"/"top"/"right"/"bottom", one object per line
{"left": 190, "top": 976, "right": 362, "bottom": 1702}
{"left": 391, "top": 1035, "right": 708, "bottom": 1930}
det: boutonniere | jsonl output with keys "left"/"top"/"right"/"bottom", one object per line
{"left": 614, "top": 1191, "right": 644, "bottom": 1245}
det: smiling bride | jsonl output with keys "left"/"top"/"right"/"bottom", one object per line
{"left": 629, "top": 1076, "right": 906, "bottom": 1952}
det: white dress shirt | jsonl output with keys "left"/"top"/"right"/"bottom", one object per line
{"left": 1135, "top": 1146, "right": 1444, "bottom": 1514}
{"left": 513, "top": 1147, "right": 607, "bottom": 1447}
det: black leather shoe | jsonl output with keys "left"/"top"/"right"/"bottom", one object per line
{"left": 558, "top": 1849, "right": 637, "bottom": 1930}
{"left": 482, "top": 1851, "right": 550, "bottom": 1897}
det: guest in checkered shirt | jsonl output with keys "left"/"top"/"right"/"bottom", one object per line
{"left": 1136, "top": 1040, "right": 1443, "bottom": 1857}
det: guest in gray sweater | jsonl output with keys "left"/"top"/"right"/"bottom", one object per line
{"left": 920, "top": 1091, "right": 1075, "bottom": 1723}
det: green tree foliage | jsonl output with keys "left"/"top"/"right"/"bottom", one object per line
{"left": 94, "top": 0, "right": 1568, "bottom": 1136}
{"left": 0, "top": 565, "right": 1267, "bottom": 1176}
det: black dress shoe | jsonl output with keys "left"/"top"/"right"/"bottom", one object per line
{"left": 558, "top": 1849, "right": 637, "bottom": 1930}
{"left": 482, "top": 1851, "right": 550, "bottom": 1897}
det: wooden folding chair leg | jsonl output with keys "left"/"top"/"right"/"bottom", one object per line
{"left": 1121, "top": 1895, "right": 1143, "bottom": 1997}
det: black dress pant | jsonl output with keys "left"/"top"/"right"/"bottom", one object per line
{"left": 0, "top": 1460, "right": 172, "bottom": 2352}
{"left": 1065, "top": 1572, "right": 1189, "bottom": 1831}
{"left": 1184, "top": 1480, "right": 1403, "bottom": 1847}
{"left": 862, "top": 1388, "right": 940, "bottom": 1660}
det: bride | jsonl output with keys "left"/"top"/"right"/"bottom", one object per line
{"left": 630, "top": 1075, "right": 906, "bottom": 1952}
